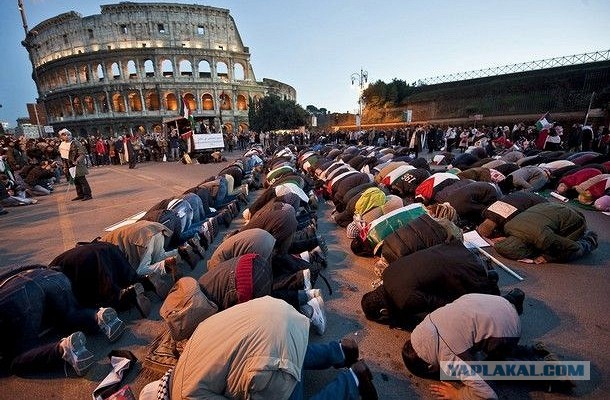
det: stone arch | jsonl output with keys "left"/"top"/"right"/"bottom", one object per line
{"left": 223, "top": 122, "right": 233, "bottom": 133}
{"left": 48, "top": 101, "right": 62, "bottom": 118}
{"left": 201, "top": 93, "right": 214, "bottom": 110}
{"left": 179, "top": 60, "right": 192, "bottom": 76}
{"left": 72, "top": 96, "right": 83, "bottom": 115}
{"left": 112, "top": 92, "right": 126, "bottom": 112}
{"left": 128, "top": 91, "right": 143, "bottom": 112}
{"left": 97, "top": 93, "right": 109, "bottom": 113}
{"left": 216, "top": 61, "right": 228, "bottom": 81}
{"left": 63, "top": 97, "right": 73, "bottom": 115}
{"left": 144, "top": 59, "right": 155, "bottom": 77}
{"left": 238, "top": 122, "right": 249, "bottom": 134}
{"left": 79, "top": 65, "right": 90, "bottom": 82}
{"left": 146, "top": 90, "right": 160, "bottom": 111}
{"left": 236, "top": 94, "right": 248, "bottom": 110}
{"left": 67, "top": 66, "right": 78, "bottom": 84}
{"left": 220, "top": 92, "right": 232, "bottom": 110}
{"left": 83, "top": 96, "right": 95, "bottom": 114}
{"left": 166, "top": 92, "right": 178, "bottom": 111}
{"left": 110, "top": 62, "right": 121, "bottom": 79}
{"left": 96, "top": 64, "right": 105, "bottom": 81}
{"left": 233, "top": 63, "right": 245, "bottom": 80}
{"left": 161, "top": 59, "right": 173, "bottom": 77}
{"left": 127, "top": 60, "right": 138, "bottom": 78}
{"left": 198, "top": 60, "right": 211, "bottom": 79}
{"left": 183, "top": 93, "right": 196, "bottom": 110}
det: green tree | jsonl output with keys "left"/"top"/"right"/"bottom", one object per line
{"left": 249, "top": 95, "right": 309, "bottom": 132}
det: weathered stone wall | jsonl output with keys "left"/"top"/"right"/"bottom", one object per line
{"left": 22, "top": 2, "right": 296, "bottom": 136}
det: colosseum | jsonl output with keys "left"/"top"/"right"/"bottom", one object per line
{"left": 21, "top": 2, "right": 296, "bottom": 137}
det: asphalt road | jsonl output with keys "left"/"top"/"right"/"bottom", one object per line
{"left": 0, "top": 155, "right": 608, "bottom": 400}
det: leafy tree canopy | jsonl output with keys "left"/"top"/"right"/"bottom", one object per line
{"left": 249, "top": 95, "right": 309, "bottom": 132}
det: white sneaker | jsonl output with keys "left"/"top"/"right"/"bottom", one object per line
{"left": 308, "top": 296, "right": 326, "bottom": 335}
{"left": 303, "top": 269, "right": 312, "bottom": 290}
{"left": 60, "top": 331, "right": 94, "bottom": 376}
{"left": 96, "top": 307, "right": 125, "bottom": 342}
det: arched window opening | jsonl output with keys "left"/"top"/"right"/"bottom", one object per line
{"left": 146, "top": 91, "right": 160, "bottom": 111}
{"left": 183, "top": 93, "right": 196, "bottom": 111}
{"left": 166, "top": 93, "right": 178, "bottom": 110}
{"left": 79, "top": 65, "right": 90, "bottom": 82}
{"left": 127, "top": 60, "right": 138, "bottom": 79}
{"left": 73, "top": 97, "right": 83, "bottom": 115}
{"left": 67, "top": 67, "right": 78, "bottom": 84}
{"left": 236, "top": 94, "right": 247, "bottom": 110}
{"left": 96, "top": 64, "right": 105, "bottom": 81}
{"left": 128, "top": 91, "right": 143, "bottom": 112}
{"left": 179, "top": 60, "right": 192, "bottom": 76}
{"left": 97, "top": 94, "right": 109, "bottom": 113}
{"left": 83, "top": 96, "right": 95, "bottom": 114}
{"left": 216, "top": 61, "right": 228, "bottom": 81}
{"left": 144, "top": 59, "right": 155, "bottom": 77}
{"left": 201, "top": 93, "right": 214, "bottom": 110}
{"left": 63, "top": 97, "right": 73, "bottom": 115}
{"left": 220, "top": 92, "right": 232, "bottom": 110}
{"left": 161, "top": 59, "right": 173, "bottom": 77}
{"left": 112, "top": 93, "right": 126, "bottom": 112}
{"left": 233, "top": 63, "right": 245, "bottom": 80}
{"left": 198, "top": 60, "right": 211, "bottom": 79}
{"left": 111, "top": 62, "right": 121, "bottom": 79}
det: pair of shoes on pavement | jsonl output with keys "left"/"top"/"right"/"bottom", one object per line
{"left": 177, "top": 245, "right": 197, "bottom": 270}
{"left": 71, "top": 196, "right": 93, "bottom": 201}
{"left": 302, "top": 290, "right": 326, "bottom": 335}
{"left": 140, "top": 272, "right": 171, "bottom": 299}
{"left": 188, "top": 234, "right": 206, "bottom": 258}
{"left": 119, "top": 282, "right": 151, "bottom": 317}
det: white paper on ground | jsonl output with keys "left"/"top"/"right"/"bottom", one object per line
{"left": 463, "top": 230, "right": 491, "bottom": 249}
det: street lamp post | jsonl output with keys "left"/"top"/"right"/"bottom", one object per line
{"left": 351, "top": 67, "right": 368, "bottom": 129}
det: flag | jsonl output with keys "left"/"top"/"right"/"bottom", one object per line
{"left": 179, "top": 95, "right": 195, "bottom": 129}
{"left": 535, "top": 112, "right": 553, "bottom": 131}
{"left": 178, "top": 95, "right": 190, "bottom": 119}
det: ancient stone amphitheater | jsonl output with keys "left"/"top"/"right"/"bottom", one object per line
{"left": 22, "top": 2, "right": 296, "bottom": 136}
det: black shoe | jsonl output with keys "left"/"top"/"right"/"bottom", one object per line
{"left": 140, "top": 273, "right": 171, "bottom": 298}
{"left": 178, "top": 245, "right": 197, "bottom": 270}
{"left": 503, "top": 288, "right": 525, "bottom": 315}
{"left": 0, "top": 209, "right": 8, "bottom": 216}
{"left": 71, "top": 196, "right": 83, "bottom": 201}
{"left": 81, "top": 195, "right": 92, "bottom": 201}
{"left": 351, "top": 360, "right": 378, "bottom": 400}
{"left": 336, "top": 338, "right": 359, "bottom": 368}
{"left": 188, "top": 235, "right": 206, "bottom": 258}
{"left": 119, "top": 283, "right": 151, "bottom": 318}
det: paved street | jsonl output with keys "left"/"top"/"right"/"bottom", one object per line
{"left": 0, "top": 157, "right": 609, "bottom": 399}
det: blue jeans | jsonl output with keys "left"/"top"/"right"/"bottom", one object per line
{"left": 289, "top": 341, "right": 359, "bottom": 400}
{"left": 214, "top": 176, "right": 236, "bottom": 208}
{"left": 0, "top": 268, "right": 97, "bottom": 373}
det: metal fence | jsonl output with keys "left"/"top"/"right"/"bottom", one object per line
{"left": 417, "top": 50, "right": 610, "bottom": 86}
